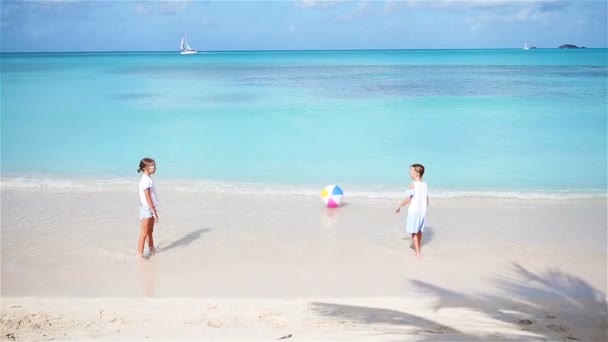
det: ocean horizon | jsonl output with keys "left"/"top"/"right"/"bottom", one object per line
{"left": 2, "top": 46, "right": 606, "bottom": 53}
{"left": 2, "top": 48, "right": 607, "bottom": 199}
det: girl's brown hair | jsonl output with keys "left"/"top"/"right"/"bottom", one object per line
{"left": 411, "top": 163, "right": 425, "bottom": 177}
{"left": 137, "top": 158, "right": 155, "bottom": 173}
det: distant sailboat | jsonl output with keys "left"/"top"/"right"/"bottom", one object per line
{"left": 180, "top": 33, "right": 197, "bottom": 55}
{"left": 523, "top": 43, "right": 530, "bottom": 50}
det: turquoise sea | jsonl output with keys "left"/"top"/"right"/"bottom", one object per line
{"left": 1, "top": 49, "right": 607, "bottom": 198}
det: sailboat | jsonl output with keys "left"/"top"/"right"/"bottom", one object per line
{"left": 523, "top": 43, "right": 530, "bottom": 50}
{"left": 180, "top": 33, "right": 197, "bottom": 55}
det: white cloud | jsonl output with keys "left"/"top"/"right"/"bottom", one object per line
{"left": 358, "top": 0, "right": 370, "bottom": 11}
{"left": 135, "top": 0, "right": 192, "bottom": 15}
{"left": 452, "top": 0, "right": 570, "bottom": 32}
{"left": 515, "top": 6, "right": 536, "bottom": 21}
{"left": 298, "top": 0, "right": 318, "bottom": 8}
{"left": 476, "top": 3, "right": 558, "bottom": 24}
{"left": 338, "top": 0, "right": 373, "bottom": 21}
{"left": 383, "top": 0, "right": 399, "bottom": 13}
{"left": 34, "top": 0, "right": 82, "bottom": 9}
{"left": 296, "top": 0, "right": 347, "bottom": 9}
{"left": 408, "top": 0, "right": 566, "bottom": 12}
{"left": 297, "top": 0, "right": 400, "bottom": 21}
{"left": 437, "top": 0, "right": 513, "bottom": 9}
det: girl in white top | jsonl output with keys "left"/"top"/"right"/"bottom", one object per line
{"left": 395, "top": 164, "right": 429, "bottom": 259}
{"left": 137, "top": 158, "right": 159, "bottom": 257}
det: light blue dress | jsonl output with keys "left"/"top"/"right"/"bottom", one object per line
{"left": 405, "top": 181, "right": 429, "bottom": 234}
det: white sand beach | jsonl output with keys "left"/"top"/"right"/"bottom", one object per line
{"left": 1, "top": 184, "right": 607, "bottom": 341}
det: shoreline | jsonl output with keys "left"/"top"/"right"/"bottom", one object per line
{"left": 2, "top": 176, "right": 606, "bottom": 200}
{"left": 2, "top": 187, "right": 606, "bottom": 340}
{"left": 2, "top": 188, "right": 606, "bottom": 296}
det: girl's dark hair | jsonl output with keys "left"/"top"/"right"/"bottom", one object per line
{"left": 411, "top": 163, "right": 425, "bottom": 177}
{"left": 137, "top": 158, "right": 155, "bottom": 173}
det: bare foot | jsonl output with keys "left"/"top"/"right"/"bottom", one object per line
{"left": 149, "top": 246, "right": 156, "bottom": 254}
{"left": 137, "top": 253, "right": 151, "bottom": 260}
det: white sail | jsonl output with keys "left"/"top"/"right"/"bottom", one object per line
{"left": 180, "top": 32, "right": 198, "bottom": 55}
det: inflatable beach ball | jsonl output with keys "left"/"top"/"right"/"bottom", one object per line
{"left": 321, "top": 185, "right": 344, "bottom": 208}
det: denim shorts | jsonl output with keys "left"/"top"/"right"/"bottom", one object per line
{"left": 139, "top": 204, "right": 154, "bottom": 220}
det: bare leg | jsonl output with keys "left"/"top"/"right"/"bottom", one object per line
{"left": 147, "top": 220, "right": 155, "bottom": 253}
{"left": 138, "top": 218, "right": 153, "bottom": 256}
{"left": 414, "top": 231, "right": 422, "bottom": 258}
{"left": 410, "top": 233, "right": 416, "bottom": 253}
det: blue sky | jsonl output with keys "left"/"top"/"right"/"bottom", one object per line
{"left": 1, "top": 0, "right": 606, "bottom": 52}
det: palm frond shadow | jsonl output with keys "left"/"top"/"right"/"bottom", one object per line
{"left": 309, "top": 302, "right": 460, "bottom": 340}
{"left": 307, "top": 263, "right": 606, "bottom": 341}
{"left": 411, "top": 262, "right": 607, "bottom": 341}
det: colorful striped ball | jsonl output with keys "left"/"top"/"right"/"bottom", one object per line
{"left": 321, "top": 185, "right": 343, "bottom": 208}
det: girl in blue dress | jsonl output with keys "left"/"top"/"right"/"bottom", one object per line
{"left": 395, "top": 164, "right": 429, "bottom": 259}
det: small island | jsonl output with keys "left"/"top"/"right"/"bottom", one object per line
{"left": 559, "top": 44, "right": 586, "bottom": 49}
